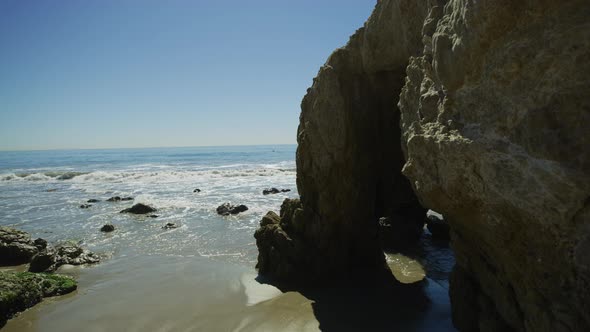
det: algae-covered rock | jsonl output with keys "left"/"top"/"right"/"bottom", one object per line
{"left": 0, "top": 272, "right": 76, "bottom": 326}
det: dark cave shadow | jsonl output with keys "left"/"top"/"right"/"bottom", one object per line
{"left": 256, "top": 269, "right": 454, "bottom": 332}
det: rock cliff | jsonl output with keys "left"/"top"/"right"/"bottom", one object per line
{"left": 399, "top": 0, "right": 590, "bottom": 331}
{"left": 256, "top": 0, "right": 590, "bottom": 331}
{"left": 256, "top": 0, "right": 430, "bottom": 281}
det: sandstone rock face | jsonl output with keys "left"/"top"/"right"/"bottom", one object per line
{"left": 255, "top": 0, "right": 430, "bottom": 281}
{"left": 399, "top": 0, "right": 590, "bottom": 331}
{"left": 256, "top": 0, "right": 589, "bottom": 330}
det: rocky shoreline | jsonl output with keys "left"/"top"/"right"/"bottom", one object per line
{"left": 0, "top": 184, "right": 290, "bottom": 325}
{"left": 0, "top": 226, "right": 98, "bottom": 326}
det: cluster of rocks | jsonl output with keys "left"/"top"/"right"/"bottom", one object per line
{"left": 106, "top": 196, "right": 133, "bottom": 202}
{"left": 216, "top": 203, "right": 248, "bottom": 216}
{"left": 78, "top": 196, "right": 133, "bottom": 209}
{"left": 262, "top": 188, "right": 291, "bottom": 195}
{"left": 0, "top": 226, "right": 100, "bottom": 274}
{"left": 254, "top": 199, "right": 308, "bottom": 280}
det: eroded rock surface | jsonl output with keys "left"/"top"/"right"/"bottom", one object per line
{"left": 399, "top": 0, "right": 590, "bottom": 330}
{"left": 255, "top": 0, "right": 589, "bottom": 330}
{"left": 255, "top": 0, "right": 430, "bottom": 282}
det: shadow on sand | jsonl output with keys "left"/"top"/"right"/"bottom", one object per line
{"left": 257, "top": 267, "right": 456, "bottom": 332}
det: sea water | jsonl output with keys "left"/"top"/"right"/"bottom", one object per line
{"left": 0, "top": 145, "right": 298, "bottom": 265}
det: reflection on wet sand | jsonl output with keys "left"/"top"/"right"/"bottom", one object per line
{"left": 3, "top": 232, "right": 455, "bottom": 332}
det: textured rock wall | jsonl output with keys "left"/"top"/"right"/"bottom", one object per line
{"left": 256, "top": 0, "right": 430, "bottom": 281}
{"left": 399, "top": 0, "right": 590, "bottom": 331}
{"left": 256, "top": 0, "right": 590, "bottom": 330}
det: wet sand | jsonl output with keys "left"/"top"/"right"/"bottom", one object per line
{"left": 3, "top": 250, "right": 455, "bottom": 332}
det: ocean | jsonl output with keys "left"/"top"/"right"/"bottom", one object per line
{"left": 0, "top": 145, "right": 455, "bottom": 331}
{"left": 0, "top": 145, "right": 298, "bottom": 266}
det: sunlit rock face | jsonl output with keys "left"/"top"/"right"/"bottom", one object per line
{"left": 255, "top": 0, "right": 430, "bottom": 281}
{"left": 399, "top": 0, "right": 590, "bottom": 330}
{"left": 256, "top": 0, "right": 590, "bottom": 330}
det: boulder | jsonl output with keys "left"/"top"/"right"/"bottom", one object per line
{"left": 120, "top": 203, "right": 157, "bottom": 214}
{"left": 162, "top": 223, "right": 178, "bottom": 229}
{"left": 262, "top": 188, "right": 280, "bottom": 195}
{"left": 148, "top": 215, "right": 159, "bottom": 218}
{"left": 100, "top": 224, "right": 115, "bottom": 233}
{"left": 0, "top": 272, "right": 76, "bottom": 326}
{"left": 107, "top": 196, "right": 132, "bottom": 202}
{"left": 0, "top": 227, "right": 39, "bottom": 266}
{"left": 33, "top": 238, "right": 47, "bottom": 251}
{"left": 262, "top": 188, "right": 291, "bottom": 195}
{"left": 55, "top": 242, "right": 100, "bottom": 266}
{"left": 79, "top": 204, "right": 92, "bottom": 209}
{"left": 87, "top": 199, "right": 100, "bottom": 203}
{"left": 255, "top": 209, "right": 304, "bottom": 280}
{"left": 216, "top": 203, "right": 248, "bottom": 216}
{"left": 193, "top": 188, "right": 201, "bottom": 193}
{"left": 28, "top": 250, "right": 56, "bottom": 273}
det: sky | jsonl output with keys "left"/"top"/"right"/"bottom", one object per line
{"left": 0, "top": 0, "right": 376, "bottom": 151}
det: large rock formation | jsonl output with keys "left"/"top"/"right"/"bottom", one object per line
{"left": 256, "top": 0, "right": 430, "bottom": 281}
{"left": 256, "top": 0, "right": 590, "bottom": 330}
{"left": 399, "top": 1, "right": 590, "bottom": 331}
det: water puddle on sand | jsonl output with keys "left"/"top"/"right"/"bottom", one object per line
{"left": 386, "top": 253, "right": 426, "bottom": 284}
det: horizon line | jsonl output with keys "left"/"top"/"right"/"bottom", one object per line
{"left": 0, "top": 142, "right": 297, "bottom": 153}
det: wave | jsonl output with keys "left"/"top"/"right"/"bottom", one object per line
{"left": 1, "top": 171, "right": 90, "bottom": 181}
{"left": 0, "top": 164, "right": 296, "bottom": 184}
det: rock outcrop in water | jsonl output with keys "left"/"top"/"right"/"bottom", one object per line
{"left": 256, "top": 0, "right": 590, "bottom": 330}
{"left": 0, "top": 226, "right": 100, "bottom": 273}
{"left": 120, "top": 203, "right": 157, "bottom": 214}
{"left": 216, "top": 203, "right": 248, "bottom": 216}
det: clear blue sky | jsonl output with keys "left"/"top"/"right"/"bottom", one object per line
{"left": 0, "top": 0, "right": 375, "bottom": 151}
